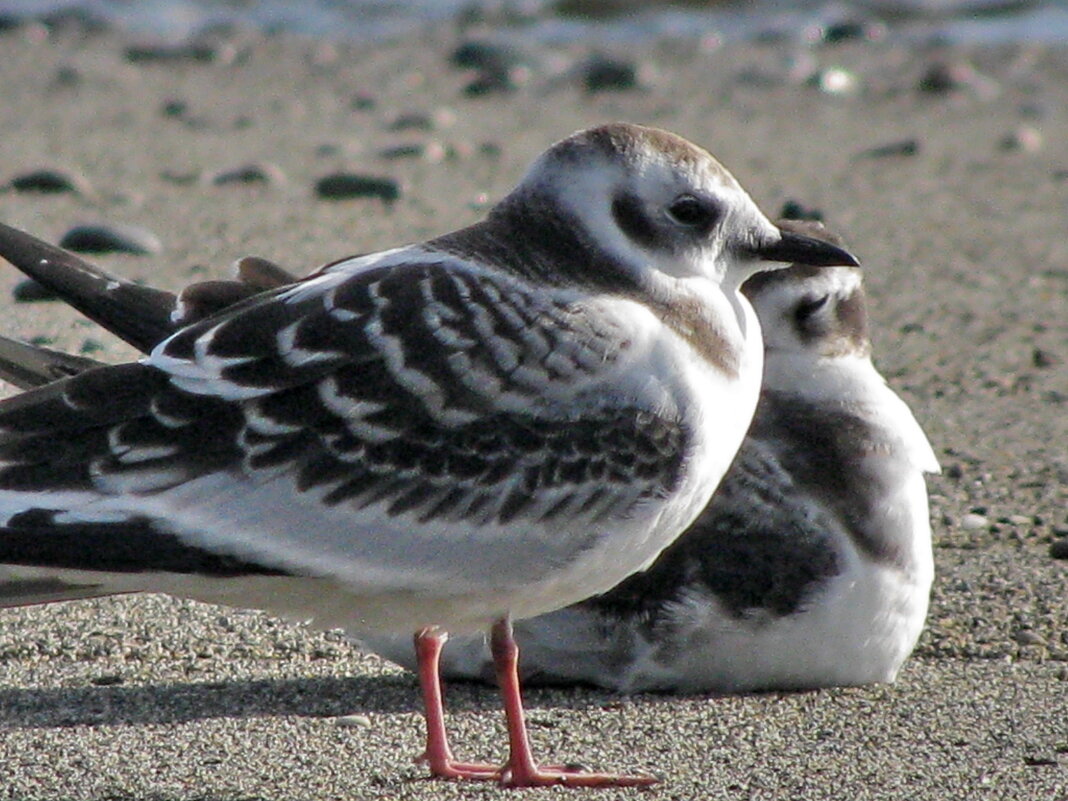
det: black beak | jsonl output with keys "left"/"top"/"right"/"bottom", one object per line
{"left": 751, "top": 229, "right": 859, "bottom": 267}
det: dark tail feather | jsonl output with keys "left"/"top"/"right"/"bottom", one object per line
{"left": 0, "top": 335, "right": 105, "bottom": 389}
{"left": 0, "top": 223, "right": 300, "bottom": 357}
{"left": 0, "top": 221, "right": 178, "bottom": 352}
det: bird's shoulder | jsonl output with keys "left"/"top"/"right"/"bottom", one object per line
{"left": 148, "top": 246, "right": 660, "bottom": 416}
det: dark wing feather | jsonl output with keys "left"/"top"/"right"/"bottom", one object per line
{"left": 0, "top": 335, "right": 106, "bottom": 390}
{"left": 0, "top": 223, "right": 300, "bottom": 363}
{"left": 580, "top": 437, "right": 843, "bottom": 625}
{"left": 0, "top": 222, "right": 177, "bottom": 352}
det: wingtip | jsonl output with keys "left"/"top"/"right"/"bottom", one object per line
{"left": 0, "top": 221, "right": 179, "bottom": 353}
{"left": 0, "top": 334, "right": 106, "bottom": 390}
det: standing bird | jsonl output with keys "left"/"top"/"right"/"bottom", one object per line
{"left": 0, "top": 123, "right": 856, "bottom": 787}
{"left": 365, "top": 221, "right": 939, "bottom": 693}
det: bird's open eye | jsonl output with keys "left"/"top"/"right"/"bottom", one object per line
{"left": 794, "top": 294, "right": 829, "bottom": 324}
{"left": 666, "top": 194, "right": 717, "bottom": 228}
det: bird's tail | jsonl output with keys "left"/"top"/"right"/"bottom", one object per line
{"left": 0, "top": 222, "right": 179, "bottom": 352}
{"left": 0, "top": 334, "right": 106, "bottom": 390}
{"left": 0, "top": 222, "right": 298, "bottom": 361}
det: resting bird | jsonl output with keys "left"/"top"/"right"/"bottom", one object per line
{"left": 365, "top": 221, "right": 940, "bottom": 693}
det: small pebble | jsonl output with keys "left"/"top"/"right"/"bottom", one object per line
{"left": 1049, "top": 538, "right": 1068, "bottom": 560}
{"left": 452, "top": 40, "right": 528, "bottom": 96}
{"left": 0, "top": 13, "right": 24, "bottom": 32}
{"left": 387, "top": 112, "right": 434, "bottom": 132}
{"left": 999, "top": 125, "right": 1042, "bottom": 153}
{"left": 378, "top": 143, "right": 427, "bottom": 160}
{"left": 960, "top": 513, "right": 989, "bottom": 531}
{"left": 807, "top": 67, "right": 859, "bottom": 96}
{"left": 125, "top": 42, "right": 232, "bottom": 65}
{"left": 209, "top": 162, "right": 286, "bottom": 187}
{"left": 582, "top": 54, "right": 641, "bottom": 92}
{"left": 59, "top": 223, "right": 162, "bottom": 255}
{"left": 51, "top": 65, "right": 81, "bottom": 89}
{"left": 451, "top": 40, "right": 521, "bottom": 72}
{"left": 379, "top": 142, "right": 447, "bottom": 163}
{"left": 6, "top": 167, "right": 92, "bottom": 195}
{"left": 463, "top": 68, "right": 519, "bottom": 97}
{"left": 315, "top": 173, "right": 400, "bottom": 203}
{"left": 160, "top": 169, "right": 201, "bottom": 185}
{"left": 779, "top": 200, "right": 823, "bottom": 222}
{"left": 1023, "top": 754, "right": 1059, "bottom": 767}
{"left": 1013, "top": 630, "right": 1046, "bottom": 647}
{"left": 334, "top": 714, "right": 372, "bottom": 728}
{"left": 917, "top": 61, "right": 999, "bottom": 99}
{"left": 808, "top": 18, "right": 887, "bottom": 45}
{"left": 41, "top": 7, "right": 109, "bottom": 34}
{"left": 11, "top": 278, "right": 58, "bottom": 303}
{"left": 855, "top": 139, "right": 920, "bottom": 159}
{"left": 1032, "top": 348, "right": 1060, "bottom": 368}
{"left": 160, "top": 98, "right": 188, "bottom": 118}
{"left": 90, "top": 673, "right": 123, "bottom": 686}
{"left": 351, "top": 93, "right": 376, "bottom": 111}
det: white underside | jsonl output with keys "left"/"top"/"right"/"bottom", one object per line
{"left": 361, "top": 512, "right": 933, "bottom": 692}
{"left": 614, "top": 541, "right": 932, "bottom": 694}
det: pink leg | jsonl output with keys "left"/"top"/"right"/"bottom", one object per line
{"left": 413, "top": 627, "right": 500, "bottom": 781}
{"left": 490, "top": 617, "right": 658, "bottom": 788}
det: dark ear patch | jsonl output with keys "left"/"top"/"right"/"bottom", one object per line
{"left": 794, "top": 294, "right": 830, "bottom": 343}
{"left": 611, "top": 193, "right": 658, "bottom": 250}
{"left": 835, "top": 287, "right": 869, "bottom": 348}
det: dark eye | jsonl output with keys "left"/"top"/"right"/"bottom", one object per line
{"left": 794, "top": 294, "right": 829, "bottom": 324}
{"left": 666, "top": 194, "right": 717, "bottom": 228}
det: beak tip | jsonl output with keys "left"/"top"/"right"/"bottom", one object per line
{"left": 756, "top": 229, "right": 861, "bottom": 269}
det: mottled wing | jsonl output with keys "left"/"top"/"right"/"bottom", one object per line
{"left": 0, "top": 256, "right": 687, "bottom": 598}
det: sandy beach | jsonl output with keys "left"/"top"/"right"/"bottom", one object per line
{"left": 0, "top": 18, "right": 1065, "bottom": 800}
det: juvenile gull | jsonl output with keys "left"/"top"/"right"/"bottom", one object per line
{"left": 364, "top": 221, "right": 938, "bottom": 693}
{"left": 0, "top": 123, "right": 856, "bottom": 787}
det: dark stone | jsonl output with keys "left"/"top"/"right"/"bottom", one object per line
{"left": 160, "top": 98, "right": 188, "bottom": 117}
{"left": 1033, "top": 348, "right": 1061, "bottom": 369}
{"left": 464, "top": 68, "right": 517, "bottom": 96}
{"left": 387, "top": 112, "right": 434, "bottom": 132}
{"left": 351, "top": 93, "right": 376, "bottom": 110}
{"left": 12, "top": 278, "right": 58, "bottom": 303}
{"left": 582, "top": 55, "right": 639, "bottom": 92}
{"left": 209, "top": 162, "right": 285, "bottom": 186}
{"left": 855, "top": 139, "right": 920, "bottom": 159}
{"left": 315, "top": 173, "right": 400, "bottom": 203}
{"left": 125, "top": 42, "right": 219, "bottom": 64}
{"left": 7, "top": 168, "right": 90, "bottom": 195}
{"left": 59, "top": 223, "right": 162, "bottom": 255}
{"left": 779, "top": 200, "right": 824, "bottom": 222}
{"left": 814, "top": 18, "right": 886, "bottom": 45}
